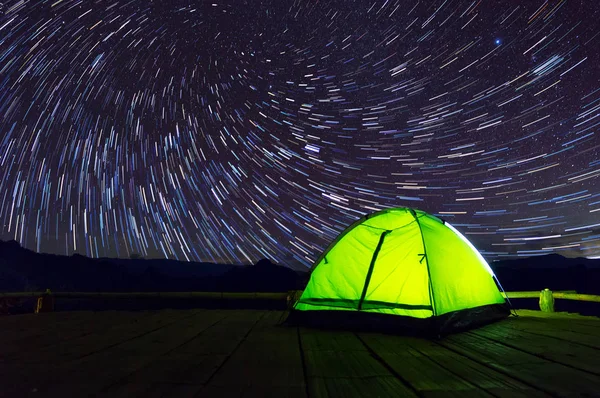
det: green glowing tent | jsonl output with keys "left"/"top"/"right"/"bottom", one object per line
{"left": 288, "top": 207, "right": 509, "bottom": 335}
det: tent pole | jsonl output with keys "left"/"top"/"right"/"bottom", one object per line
{"left": 410, "top": 209, "right": 436, "bottom": 316}
{"left": 494, "top": 275, "right": 519, "bottom": 317}
{"left": 358, "top": 230, "right": 390, "bottom": 311}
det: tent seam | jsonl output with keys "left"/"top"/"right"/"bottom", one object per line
{"left": 411, "top": 210, "right": 437, "bottom": 316}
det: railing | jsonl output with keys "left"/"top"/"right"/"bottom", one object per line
{"left": 501, "top": 289, "right": 600, "bottom": 313}
{"left": 0, "top": 290, "right": 290, "bottom": 314}
{"left": 1, "top": 289, "right": 599, "bottom": 314}
{"left": 502, "top": 290, "right": 600, "bottom": 302}
{"left": 0, "top": 291, "right": 288, "bottom": 300}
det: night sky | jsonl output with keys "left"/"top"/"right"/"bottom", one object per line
{"left": 1, "top": 0, "right": 599, "bottom": 267}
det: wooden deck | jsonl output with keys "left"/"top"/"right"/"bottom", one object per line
{"left": 1, "top": 309, "right": 599, "bottom": 397}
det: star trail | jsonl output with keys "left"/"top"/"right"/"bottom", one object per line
{"left": 1, "top": 0, "right": 599, "bottom": 267}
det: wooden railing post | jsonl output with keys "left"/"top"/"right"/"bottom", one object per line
{"left": 539, "top": 288, "right": 554, "bottom": 312}
{"left": 34, "top": 289, "right": 54, "bottom": 314}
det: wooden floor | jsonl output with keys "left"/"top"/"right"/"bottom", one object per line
{"left": 1, "top": 309, "right": 599, "bottom": 397}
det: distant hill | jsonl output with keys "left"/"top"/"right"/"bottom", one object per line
{"left": 492, "top": 253, "right": 600, "bottom": 269}
{"left": 491, "top": 254, "right": 600, "bottom": 295}
{"left": 220, "top": 258, "right": 304, "bottom": 292}
{"left": 0, "top": 240, "right": 306, "bottom": 293}
{"left": 2, "top": 239, "right": 600, "bottom": 296}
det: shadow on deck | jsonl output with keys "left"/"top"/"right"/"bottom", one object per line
{"left": 1, "top": 309, "right": 599, "bottom": 397}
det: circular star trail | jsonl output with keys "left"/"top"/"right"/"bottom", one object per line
{"left": 1, "top": 0, "right": 600, "bottom": 266}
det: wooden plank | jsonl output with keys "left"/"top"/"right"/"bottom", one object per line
{"left": 310, "top": 376, "right": 416, "bottom": 398}
{"left": 4, "top": 309, "right": 599, "bottom": 398}
{"left": 100, "top": 310, "right": 267, "bottom": 397}
{"left": 204, "top": 311, "right": 306, "bottom": 394}
{"left": 201, "top": 384, "right": 306, "bottom": 398}
{"left": 1, "top": 310, "right": 204, "bottom": 396}
{"left": 0, "top": 311, "right": 156, "bottom": 358}
{"left": 0, "top": 362, "right": 43, "bottom": 397}
{"left": 103, "top": 383, "right": 202, "bottom": 398}
{"left": 499, "top": 316, "right": 600, "bottom": 350}
{"left": 98, "top": 310, "right": 260, "bottom": 396}
{"left": 513, "top": 311, "right": 600, "bottom": 336}
{"left": 514, "top": 310, "right": 600, "bottom": 325}
{"left": 0, "top": 311, "right": 97, "bottom": 341}
{"left": 0, "top": 313, "right": 88, "bottom": 348}
{"left": 358, "top": 333, "right": 491, "bottom": 397}
{"left": 8, "top": 310, "right": 191, "bottom": 363}
{"left": 300, "top": 328, "right": 418, "bottom": 398}
{"left": 473, "top": 320, "right": 600, "bottom": 374}
{"left": 359, "top": 333, "right": 546, "bottom": 397}
{"left": 440, "top": 328, "right": 600, "bottom": 397}
{"left": 39, "top": 309, "right": 226, "bottom": 396}
{"left": 0, "top": 309, "right": 187, "bottom": 394}
{"left": 412, "top": 340, "right": 548, "bottom": 398}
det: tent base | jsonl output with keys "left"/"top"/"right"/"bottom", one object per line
{"left": 286, "top": 303, "right": 510, "bottom": 337}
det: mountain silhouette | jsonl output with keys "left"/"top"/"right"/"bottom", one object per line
{"left": 2, "top": 239, "right": 600, "bottom": 296}
{"left": 219, "top": 258, "right": 304, "bottom": 292}
{"left": 492, "top": 254, "right": 600, "bottom": 294}
{"left": 0, "top": 240, "right": 305, "bottom": 293}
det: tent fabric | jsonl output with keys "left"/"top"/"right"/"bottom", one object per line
{"left": 291, "top": 207, "right": 509, "bottom": 334}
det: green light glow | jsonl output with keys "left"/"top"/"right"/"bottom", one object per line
{"left": 446, "top": 222, "right": 495, "bottom": 277}
{"left": 295, "top": 208, "right": 506, "bottom": 318}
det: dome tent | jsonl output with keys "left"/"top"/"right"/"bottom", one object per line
{"left": 288, "top": 207, "right": 510, "bottom": 335}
